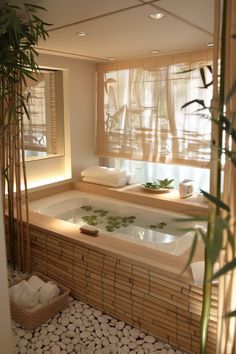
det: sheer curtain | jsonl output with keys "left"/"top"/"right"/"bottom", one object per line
{"left": 97, "top": 50, "right": 213, "bottom": 168}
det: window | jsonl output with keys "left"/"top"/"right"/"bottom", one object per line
{"left": 97, "top": 50, "right": 213, "bottom": 168}
{"left": 23, "top": 69, "right": 64, "bottom": 159}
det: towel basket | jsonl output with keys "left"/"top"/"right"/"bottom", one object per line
{"left": 10, "top": 272, "right": 70, "bottom": 330}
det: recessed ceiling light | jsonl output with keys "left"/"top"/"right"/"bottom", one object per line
{"left": 206, "top": 42, "right": 214, "bottom": 47}
{"left": 149, "top": 12, "right": 165, "bottom": 20}
{"left": 107, "top": 57, "right": 115, "bottom": 61}
{"left": 77, "top": 31, "right": 87, "bottom": 37}
{"left": 151, "top": 50, "right": 160, "bottom": 54}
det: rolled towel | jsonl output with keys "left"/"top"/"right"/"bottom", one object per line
{"left": 39, "top": 281, "right": 60, "bottom": 305}
{"left": 28, "top": 275, "right": 45, "bottom": 291}
{"left": 9, "top": 280, "right": 39, "bottom": 309}
{"left": 82, "top": 176, "right": 126, "bottom": 188}
{"left": 81, "top": 166, "right": 127, "bottom": 186}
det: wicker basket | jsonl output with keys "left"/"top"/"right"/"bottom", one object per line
{"left": 10, "top": 272, "right": 70, "bottom": 329}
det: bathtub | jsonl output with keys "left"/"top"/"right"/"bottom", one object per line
{"left": 29, "top": 190, "right": 206, "bottom": 256}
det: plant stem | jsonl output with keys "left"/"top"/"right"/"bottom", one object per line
{"left": 200, "top": 220, "right": 214, "bottom": 353}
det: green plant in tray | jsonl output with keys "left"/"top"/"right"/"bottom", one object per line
{"left": 143, "top": 178, "right": 174, "bottom": 190}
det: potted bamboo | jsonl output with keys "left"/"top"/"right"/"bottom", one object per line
{"left": 0, "top": 2, "right": 49, "bottom": 271}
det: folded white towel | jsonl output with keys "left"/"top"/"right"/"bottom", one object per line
{"left": 82, "top": 176, "right": 126, "bottom": 188}
{"left": 39, "top": 281, "right": 60, "bottom": 305}
{"left": 81, "top": 166, "right": 127, "bottom": 186}
{"left": 9, "top": 280, "right": 39, "bottom": 309}
{"left": 28, "top": 275, "right": 45, "bottom": 291}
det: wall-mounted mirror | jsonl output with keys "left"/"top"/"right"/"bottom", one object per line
{"left": 23, "top": 69, "right": 64, "bottom": 161}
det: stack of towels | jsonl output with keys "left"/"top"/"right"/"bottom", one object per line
{"left": 81, "top": 166, "right": 135, "bottom": 188}
{"left": 9, "top": 275, "right": 60, "bottom": 311}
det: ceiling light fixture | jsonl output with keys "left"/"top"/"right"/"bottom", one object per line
{"left": 149, "top": 12, "right": 165, "bottom": 20}
{"left": 151, "top": 50, "right": 160, "bottom": 54}
{"left": 77, "top": 31, "right": 87, "bottom": 37}
{"left": 206, "top": 42, "right": 214, "bottom": 47}
{"left": 107, "top": 57, "right": 115, "bottom": 61}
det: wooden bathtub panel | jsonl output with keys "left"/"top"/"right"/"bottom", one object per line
{"left": 28, "top": 225, "right": 217, "bottom": 354}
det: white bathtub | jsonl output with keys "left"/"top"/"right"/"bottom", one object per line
{"left": 29, "top": 190, "right": 206, "bottom": 256}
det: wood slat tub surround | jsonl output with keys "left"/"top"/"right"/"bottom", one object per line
{"left": 26, "top": 222, "right": 217, "bottom": 354}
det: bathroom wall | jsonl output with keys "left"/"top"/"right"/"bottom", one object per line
{"left": 25, "top": 53, "right": 98, "bottom": 188}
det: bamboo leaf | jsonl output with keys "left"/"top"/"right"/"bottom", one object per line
{"left": 212, "top": 258, "right": 236, "bottom": 280}
{"left": 200, "top": 67, "right": 207, "bottom": 88}
{"left": 181, "top": 99, "right": 206, "bottom": 110}
{"left": 200, "top": 190, "right": 230, "bottom": 212}
{"left": 207, "top": 65, "right": 213, "bottom": 73}
{"left": 225, "top": 310, "right": 236, "bottom": 318}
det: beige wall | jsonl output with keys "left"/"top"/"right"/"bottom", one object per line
{"left": 0, "top": 183, "right": 13, "bottom": 354}
{"left": 25, "top": 54, "right": 98, "bottom": 187}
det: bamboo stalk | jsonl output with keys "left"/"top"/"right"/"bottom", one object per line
{"left": 20, "top": 81, "right": 30, "bottom": 273}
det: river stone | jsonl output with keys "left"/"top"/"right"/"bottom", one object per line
{"left": 144, "top": 335, "right": 155, "bottom": 343}
{"left": 130, "top": 328, "right": 140, "bottom": 338}
{"left": 50, "top": 345, "right": 61, "bottom": 354}
{"left": 155, "top": 341, "right": 165, "bottom": 349}
{"left": 61, "top": 318, "right": 69, "bottom": 326}
{"left": 80, "top": 331, "right": 90, "bottom": 339}
{"left": 128, "top": 342, "right": 138, "bottom": 350}
{"left": 95, "top": 329, "right": 103, "bottom": 338}
{"left": 108, "top": 335, "right": 119, "bottom": 344}
{"left": 66, "top": 331, "right": 75, "bottom": 338}
{"left": 24, "top": 333, "right": 33, "bottom": 340}
{"left": 160, "top": 350, "right": 168, "bottom": 354}
{"left": 35, "top": 340, "right": 43, "bottom": 349}
{"left": 66, "top": 344, "right": 74, "bottom": 353}
{"left": 121, "top": 337, "right": 130, "bottom": 345}
{"left": 93, "top": 310, "right": 102, "bottom": 318}
{"left": 143, "top": 342, "right": 155, "bottom": 350}
{"left": 26, "top": 349, "right": 35, "bottom": 354}
{"left": 62, "top": 337, "right": 71, "bottom": 345}
{"left": 49, "top": 334, "right": 59, "bottom": 342}
{"left": 68, "top": 324, "right": 76, "bottom": 331}
{"left": 35, "top": 349, "right": 43, "bottom": 354}
{"left": 116, "top": 321, "right": 125, "bottom": 330}
{"left": 43, "top": 338, "right": 50, "bottom": 346}
{"left": 18, "top": 338, "right": 28, "bottom": 347}
{"left": 137, "top": 350, "right": 144, "bottom": 354}
{"left": 47, "top": 324, "right": 56, "bottom": 332}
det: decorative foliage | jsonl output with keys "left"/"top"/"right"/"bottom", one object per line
{"left": 0, "top": 2, "right": 49, "bottom": 270}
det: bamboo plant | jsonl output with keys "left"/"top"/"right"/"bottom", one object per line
{"left": 0, "top": 2, "right": 49, "bottom": 271}
{"left": 182, "top": 1, "right": 236, "bottom": 352}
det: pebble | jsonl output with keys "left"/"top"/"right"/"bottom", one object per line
{"left": 116, "top": 321, "right": 125, "bottom": 330}
{"left": 144, "top": 335, "right": 155, "bottom": 343}
{"left": 10, "top": 269, "right": 181, "bottom": 354}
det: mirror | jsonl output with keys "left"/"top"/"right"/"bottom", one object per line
{"left": 23, "top": 69, "right": 65, "bottom": 161}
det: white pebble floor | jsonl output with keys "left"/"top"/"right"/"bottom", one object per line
{"left": 9, "top": 269, "right": 188, "bottom": 354}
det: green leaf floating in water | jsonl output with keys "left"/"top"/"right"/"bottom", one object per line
{"left": 150, "top": 222, "right": 167, "bottom": 229}
{"left": 80, "top": 206, "right": 137, "bottom": 232}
